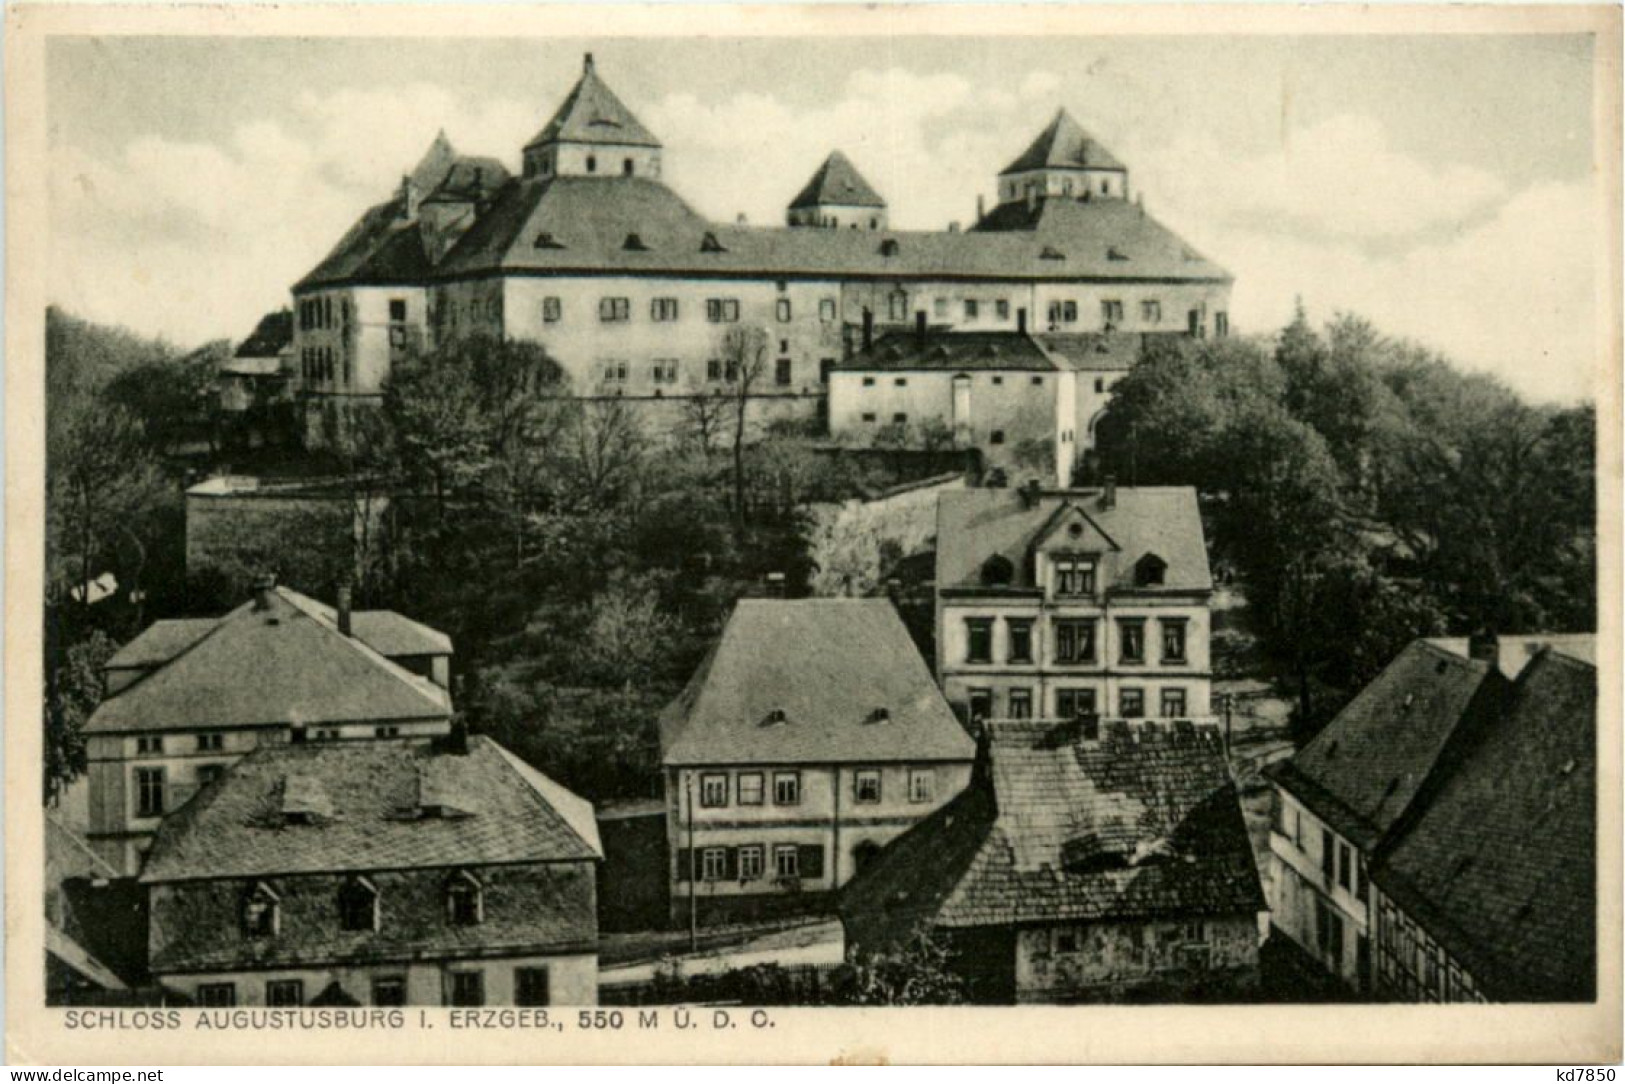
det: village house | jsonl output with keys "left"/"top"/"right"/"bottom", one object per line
{"left": 658, "top": 599, "right": 976, "bottom": 926}
{"left": 934, "top": 482, "right": 1214, "bottom": 728}
{"left": 828, "top": 327, "right": 1144, "bottom": 485}
{"left": 840, "top": 717, "right": 1265, "bottom": 1003}
{"left": 1369, "top": 648, "right": 1595, "bottom": 1002}
{"left": 288, "top": 54, "right": 1231, "bottom": 444}
{"left": 218, "top": 308, "right": 293, "bottom": 422}
{"left": 140, "top": 732, "right": 602, "bottom": 1007}
{"left": 83, "top": 581, "right": 453, "bottom": 875}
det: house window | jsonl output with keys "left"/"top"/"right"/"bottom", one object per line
{"left": 135, "top": 767, "right": 165, "bottom": 818}
{"left": 700, "top": 773, "right": 729, "bottom": 808}
{"left": 892, "top": 413, "right": 908, "bottom": 425}
{"left": 1057, "top": 688, "right": 1096, "bottom": 719}
{"left": 861, "top": 376, "right": 876, "bottom": 387}
{"left": 774, "top": 844, "right": 800, "bottom": 880}
{"left": 1118, "top": 620, "right": 1146, "bottom": 664}
{"left": 773, "top": 771, "right": 801, "bottom": 806}
{"left": 1141, "top": 300, "right": 1162, "bottom": 324}
{"left": 371, "top": 977, "right": 406, "bottom": 1006}
{"left": 1008, "top": 688, "right": 1033, "bottom": 720}
{"left": 933, "top": 298, "right": 949, "bottom": 319}
{"left": 196, "top": 763, "right": 225, "bottom": 787}
{"left": 1160, "top": 688, "right": 1187, "bottom": 719}
{"left": 446, "top": 871, "right": 482, "bottom": 926}
{"left": 965, "top": 618, "right": 993, "bottom": 664}
{"left": 1321, "top": 828, "right": 1336, "bottom": 881}
{"left": 375, "top": 725, "right": 400, "bottom": 738}
{"left": 197, "top": 983, "right": 236, "bottom": 1007}
{"left": 599, "top": 297, "right": 630, "bottom": 322}
{"left": 964, "top": 299, "right": 979, "bottom": 321}
{"left": 265, "top": 980, "right": 304, "bottom": 1007}
{"left": 1215, "top": 312, "right": 1230, "bottom": 338}
{"left": 776, "top": 299, "right": 792, "bottom": 322}
{"left": 623, "top": 158, "right": 634, "bottom": 176}
{"left": 338, "top": 876, "right": 379, "bottom": 932}
{"left": 1055, "top": 556, "right": 1096, "bottom": 596}
{"left": 968, "top": 689, "right": 993, "bottom": 724}
{"left": 1338, "top": 842, "right": 1353, "bottom": 892}
{"left": 543, "top": 296, "right": 562, "bottom": 323}
{"left": 448, "top": 971, "right": 485, "bottom": 1007}
{"left": 388, "top": 298, "right": 407, "bottom": 322}
{"left": 516, "top": 967, "right": 551, "bottom": 1007}
{"left": 1161, "top": 620, "right": 1187, "bottom": 663}
{"left": 1315, "top": 897, "right": 1344, "bottom": 968}
{"left": 701, "top": 847, "right": 727, "bottom": 882}
{"left": 907, "top": 768, "right": 935, "bottom": 803}
{"left": 861, "top": 413, "right": 877, "bottom": 423}
{"left": 775, "top": 357, "right": 793, "bottom": 386}
{"left": 651, "top": 298, "right": 679, "bottom": 322}
{"left": 586, "top": 155, "right": 597, "bottom": 174}
{"left": 1188, "top": 309, "right": 1202, "bottom": 336}
{"left": 652, "top": 359, "right": 679, "bottom": 385}
{"left": 706, "top": 299, "right": 740, "bottom": 323}
{"left": 1054, "top": 620, "right": 1097, "bottom": 665}
{"left": 196, "top": 733, "right": 224, "bottom": 752}
{"left": 601, "top": 360, "right": 629, "bottom": 384}
{"left": 894, "top": 376, "right": 908, "bottom": 387}
{"left": 1095, "top": 378, "right": 1105, "bottom": 393}
{"left": 1102, "top": 300, "right": 1124, "bottom": 326}
{"left": 1006, "top": 619, "right": 1034, "bottom": 663}
{"left": 854, "top": 769, "right": 882, "bottom": 804}
{"left": 136, "top": 736, "right": 163, "bottom": 755}
{"left": 887, "top": 292, "right": 908, "bottom": 322}
{"left": 242, "top": 882, "right": 279, "bottom": 938}
{"left": 1120, "top": 688, "right": 1145, "bottom": 718}
{"left": 819, "top": 298, "right": 836, "bottom": 322}
{"left": 990, "top": 429, "right": 1006, "bottom": 445}
{"left": 996, "top": 300, "right": 1010, "bottom": 320}
{"left": 737, "top": 772, "right": 764, "bottom": 806}
{"left": 739, "top": 845, "right": 765, "bottom": 881}
{"left": 706, "top": 358, "right": 723, "bottom": 382}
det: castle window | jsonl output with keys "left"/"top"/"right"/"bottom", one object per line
{"left": 776, "top": 299, "right": 792, "bottom": 323}
{"left": 1137, "top": 553, "right": 1168, "bottom": 587}
{"left": 586, "top": 155, "right": 597, "bottom": 173}
{"left": 933, "top": 298, "right": 948, "bottom": 319}
{"left": 990, "top": 429, "right": 1006, "bottom": 444}
{"left": 1215, "top": 311, "right": 1230, "bottom": 338}
{"left": 887, "top": 291, "right": 908, "bottom": 321}
{"left": 997, "top": 299, "right": 1010, "bottom": 320}
{"left": 964, "top": 299, "right": 979, "bottom": 321}
{"left": 338, "top": 876, "right": 380, "bottom": 932}
{"left": 892, "top": 412, "right": 908, "bottom": 425}
{"left": 775, "top": 358, "right": 792, "bottom": 386}
{"left": 623, "top": 158, "right": 634, "bottom": 176}
{"left": 706, "top": 358, "right": 722, "bottom": 382}
{"left": 1101, "top": 179, "right": 1110, "bottom": 195}
{"left": 1055, "top": 619, "right": 1097, "bottom": 665}
{"left": 980, "top": 555, "right": 1014, "bottom": 586}
{"left": 1141, "top": 300, "right": 1162, "bottom": 324}
{"left": 819, "top": 298, "right": 836, "bottom": 322}
{"left": 861, "top": 412, "right": 876, "bottom": 423}
{"left": 196, "top": 733, "right": 224, "bottom": 752}
{"left": 599, "top": 297, "right": 630, "bottom": 322}
{"left": 870, "top": 217, "right": 879, "bottom": 230}
{"left": 773, "top": 772, "right": 802, "bottom": 806}
{"left": 652, "top": 359, "right": 679, "bottom": 385}
{"left": 543, "top": 297, "right": 562, "bottom": 323}
{"left": 449, "top": 971, "right": 484, "bottom": 1007}
{"left": 1056, "top": 556, "right": 1096, "bottom": 596}
{"left": 1102, "top": 300, "right": 1124, "bottom": 326}
{"left": 601, "top": 360, "right": 629, "bottom": 384}
{"left": 1008, "top": 689, "right": 1033, "bottom": 719}
{"left": 197, "top": 984, "right": 236, "bottom": 1007}
{"left": 737, "top": 772, "right": 764, "bottom": 806}
{"left": 135, "top": 767, "right": 165, "bottom": 817}
{"left": 651, "top": 298, "right": 679, "bottom": 322}
{"left": 445, "top": 871, "right": 483, "bottom": 926}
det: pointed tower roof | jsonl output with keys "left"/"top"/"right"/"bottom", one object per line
{"left": 1000, "top": 109, "right": 1125, "bottom": 175}
{"left": 788, "top": 150, "right": 887, "bottom": 210}
{"left": 525, "top": 53, "right": 661, "bottom": 152}
{"left": 409, "top": 130, "right": 459, "bottom": 192}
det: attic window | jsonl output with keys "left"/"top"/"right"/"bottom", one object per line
{"left": 241, "top": 881, "right": 280, "bottom": 938}
{"left": 982, "top": 344, "right": 1000, "bottom": 359}
{"left": 1061, "top": 834, "right": 1128, "bottom": 874}
{"left": 445, "top": 870, "right": 483, "bottom": 927}
{"left": 980, "top": 554, "right": 1015, "bottom": 587}
{"left": 866, "top": 708, "right": 892, "bottom": 725}
{"left": 337, "top": 876, "right": 380, "bottom": 932}
{"left": 623, "top": 233, "right": 649, "bottom": 251}
{"left": 879, "top": 238, "right": 901, "bottom": 257}
{"left": 1107, "top": 246, "right": 1130, "bottom": 261}
{"left": 760, "top": 708, "right": 788, "bottom": 728}
{"left": 534, "top": 232, "right": 566, "bottom": 250}
{"left": 279, "top": 774, "right": 334, "bottom": 825}
{"left": 415, "top": 765, "right": 477, "bottom": 819}
{"left": 1135, "top": 553, "right": 1168, "bottom": 587}
{"left": 700, "top": 232, "right": 727, "bottom": 253}
{"left": 1040, "top": 246, "right": 1066, "bottom": 260}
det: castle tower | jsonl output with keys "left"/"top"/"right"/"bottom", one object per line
{"left": 786, "top": 150, "right": 888, "bottom": 230}
{"left": 996, "top": 109, "right": 1128, "bottom": 208}
{"left": 521, "top": 53, "right": 663, "bottom": 181}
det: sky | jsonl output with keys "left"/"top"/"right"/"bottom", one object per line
{"left": 47, "top": 34, "right": 1602, "bottom": 402}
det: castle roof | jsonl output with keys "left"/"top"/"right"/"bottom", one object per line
{"left": 1000, "top": 109, "right": 1126, "bottom": 176}
{"left": 837, "top": 329, "right": 1150, "bottom": 375}
{"left": 234, "top": 309, "right": 293, "bottom": 360}
{"left": 524, "top": 54, "right": 661, "bottom": 151}
{"left": 789, "top": 150, "right": 886, "bottom": 210}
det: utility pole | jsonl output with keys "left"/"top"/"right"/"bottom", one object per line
{"left": 1221, "top": 692, "right": 1234, "bottom": 763}
{"left": 686, "top": 773, "right": 698, "bottom": 952}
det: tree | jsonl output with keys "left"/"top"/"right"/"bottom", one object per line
{"left": 717, "top": 325, "right": 771, "bottom": 529}
{"left": 679, "top": 378, "right": 730, "bottom": 459}
{"left": 833, "top": 928, "right": 967, "bottom": 1005}
{"left": 45, "top": 630, "right": 116, "bottom": 803}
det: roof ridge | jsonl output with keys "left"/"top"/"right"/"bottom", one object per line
{"left": 274, "top": 588, "right": 449, "bottom": 714}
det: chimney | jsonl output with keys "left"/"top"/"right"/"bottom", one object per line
{"left": 1467, "top": 631, "right": 1499, "bottom": 666}
{"left": 976, "top": 194, "right": 985, "bottom": 221}
{"left": 336, "top": 584, "right": 353, "bottom": 637}
{"left": 915, "top": 310, "right": 927, "bottom": 344}
{"left": 253, "top": 574, "right": 278, "bottom": 611}
{"left": 1017, "top": 307, "right": 1028, "bottom": 334}
{"left": 948, "top": 221, "right": 960, "bottom": 234}
{"left": 583, "top": 52, "right": 595, "bottom": 75}
{"left": 862, "top": 308, "right": 874, "bottom": 350}
{"left": 446, "top": 718, "right": 470, "bottom": 756}
{"left": 736, "top": 212, "right": 748, "bottom": 226}
{"left": 1102, "top": 474, "right": 1117, "bottom": 510}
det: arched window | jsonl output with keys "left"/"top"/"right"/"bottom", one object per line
{"left": 445, "top": 870, "right": 483, "bottom": 926}
{"left": 242, "top": 881, "right": 280, "bottom": 938}
{"left": 337, "top": 876, "right": 379, "bottom": 932}
{"left": 586, "top": 155, "right": 597, "bottom": 174}
{"left": 980, "top": 554, "right": 1015, "bottom": 587}
{"left": 1136, "top": 553, "right": 1168, "bottom": 587}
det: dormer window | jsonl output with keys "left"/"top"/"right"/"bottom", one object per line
{"left": 700, "top": 232, "right": 727, "bottom": 253}
{"left": 1054, "top": 555, "right": 1097, "bottom": 596}
{"left": 338, "top": 876, "right": 380, "bottom": 933}
{"left": 979, "top": 554, "right": 1014, "bottom": 587}
{"left": 879, "top": 238, "right": 900, "bottom": 257}
{"left": 242, "top": 881, "right": 280, "bottom": 938}
{"left": 1135, "top": 553, "right": 1167, "bottom": 587}
{"left": 445, "top": 870, "right": 483, "bottom": 927}
{"left": 623, "top": 232, "right": 649, "bottom": 251}
{"left": 534, "top": 232, "right": 565, "bottom": 250}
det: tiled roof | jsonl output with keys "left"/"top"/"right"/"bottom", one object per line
{"left": 294, "top": 196, "right": 434, "bottom": 291}
{"left": 1001, "top": 109, "right": 1126, "bottom": 175}
{"left": 427, "top": 175, "right": 1229, "bottom": 285}
{"left": 524, "top": 57, "right": 661, "bottom": 151}
{"left": 1036, "top": 332, "right": 1146, "bottom": 373}
{"left": 234, "top": 309, "right": 293, "bottom": 359}
{"left": 1265, "top": 641, "right": 1503, "bottom": 850}
{"left": 842, "top": 720, "right": 1263, "bottom": 946}
{"left": 141, "top": 735, "right": 601, "bottom": 883}
{"left": 935, "top": 486, "right": 1212, "bottom": 593}
{"left": 1425, "top": 634, "right": 1596, "bottom": 679}
{"left": 105, "top": 618, "right": 219, "bottom": 671}
{"left": 837, "top": 330, "right": 1150, "bottom": 374}
{"left": 87, "top": 588, "right": 450, "bottom": 735}
{"left": 789, "top": 150, "right": 886, "bottom": 209}
{"left": 1372, "top": 650, "right": 1596, "bottom": 1000}
{"left": 660, "top": 599, "right": 975, "bottom": 767}
{"left": 422, "top": 156, "right": 511, "bottom": 205}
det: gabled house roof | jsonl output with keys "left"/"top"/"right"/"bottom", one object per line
{"left": 1264, "top": 640, "right": 1505, "bottom": 851}
{"left": 789, "top": 150, "right": 886, "bottom": 210}
{"left": 935, "top": 486, "right": 1212, "bottom": 594}
{"left": 1000, "top": 109, "right": 1126, "bottom": 175}
{"left": 141, "top": 735, "right": 601, "bottom": 884}
{"left": 1424, "top": 633, "right": 1596, "bottom": 679}
{"left": 842, "top": 719, "right": 1263, "bottom": 948}
{"left": 1372, "top": 650, "right": 1596, "bottom": 1000}
{"left": 234, "top": 309, "right": 293, "bottom": 360}
{"left": 524, "top": 55, "right": 662, "bottom": 151}
{"left": 88, "top": 587, "right": 451, "bottom": 735}
{"left": 660, "top": 599, "right": 975, "bottom": 767}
